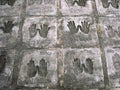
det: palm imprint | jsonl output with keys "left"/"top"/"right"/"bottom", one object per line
{"left": 27, "top": 59, "right": 37, "bottom": 78}
{"left": 73, "top": 58, "right": 83, "bottom": 74}
{"left": 0, "top": 21, "right": 14, "bottom": 34}
{"left": 80, "top": 21, "right": 90, "bottom": 34}
{"left": 38, "top": 58, "right": 48, "bottom": 77}
{"left": 67, "top": 21, "right": 80, "bottom": 34}
{"left": 72, "top": 0, "right": 87, "bottom": 6}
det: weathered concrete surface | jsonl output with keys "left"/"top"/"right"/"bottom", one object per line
{"left": 0, "top": 0, "right": 24, "bottom": 16}
{"left": 63, "top": 48, "right": 104, "bottom": 88}
{"left": 0, "top": 17, "right": 20, "bottom": 48}
{"left": 60, "top": 16, "right": 99, "bottom": 48}
{"left": 96, "top": 0, "right": 120, "bottom": 16}
{"left": 0, "top": 0, "right": 120, "bottom": 90}
{"left": 61, "top": 0, "right": 93, "bottom": 15}
{"left": 17, "top": 50, "right": 58, "bottom": 88}
{"left": 22, "top": 17, "right": 57, "bottom": 48}
{"left": 105, "top": 47, "right": 120, "bottom": 87}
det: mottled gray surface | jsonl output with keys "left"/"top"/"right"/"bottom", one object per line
{"left": 0, "top": 0, "right": 120, "bottom": 90}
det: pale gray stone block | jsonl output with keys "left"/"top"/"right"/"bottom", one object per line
{"left": 105, "top": 47, "right": 120, "bottom": 87}
{"left": 22, "top": 17, "right": 57, "bottom": 48}
{"left": 63, "top": 48, "right": 104, "bottom": 88}
{"left": 0, "top": 17, "right": 20, "bottom": 48}
{"left": 17, "top": 50, "right": 58, "bottom": 88}
{"left": 60, "top": 16, "right": 99, "bottom": 48}
{"left": 0, "top": 0, "right": 24, "bottom": 16}
{"left": 99, "top": 17, "right": 120, "bottom": 47}
{"left": 96, "top": 0, "right": 120, "bottom": 16}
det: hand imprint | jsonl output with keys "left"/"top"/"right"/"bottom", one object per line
{"left": 29, "top": 24, "right": 37, "bottom": 38}
{"left": 67, "top": 21, "right": 80, "bottom": 34}
{"left": 73, "top": 58, "right": 83, "bottom": 74}
{"left": 0, "top": 0, "right": 16, "bottom": 6}
{"left": 107, "top": 25, "right": 115, "bottom": 38}
{"left": 111, "top": 0, "right": 119, "bottom": 9}
{"left": 8, "top": 0, "right": 16, "bottom": 6}
{"left": 80, "top": 21, "right": 90, "bottom": 34}
{"left": 27, "top": 59, "right": 37, "bottom": 78}
{"left": 0, "top": 21, "right": 14, "bottom": 34}
{"left": 83, "top": 58, "right": 93, "bottom": 74}
{"left": 39, "top": 24, "right": 50, "bottom": 38}
{"left": 101, "top": 0, "right": 110, "bottom": 8}
{"left": 73, "top": 0, "right": 87, "bottom": 6}
{"left": 38, "top": 58, "right": 47, "bottom": 77}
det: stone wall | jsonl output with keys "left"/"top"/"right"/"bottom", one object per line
{"left": 0, "top": 0, "right": 120, "bottom": 90}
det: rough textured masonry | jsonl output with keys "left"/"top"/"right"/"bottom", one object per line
{"left": 0, "top": 0, "right": 120, "bottom": 90}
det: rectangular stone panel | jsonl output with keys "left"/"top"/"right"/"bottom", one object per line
{"left": 17, "top": 50, "right": 58, "bottom": 88}
{"left": 63, "top": 48, "right": 104, "bottom": 88}
{"left": 99, "top": 17, "right": 120, "bottom": 47}
{"left": 26, "top": 0, "right": 57, "bottom": 15}
{"left": 22, "top": 17, "right": 57, "bottom": 48}
{"left": 0, "top": 17, "right": 20, "bottom": 48}
{"left": 0, "top": 50, "right": 16, "bottom": 89}
{"left": 60, "top": 16, "right": 99, "bottom": 48}
{"left": 105, "top": 47, "right": 120, "bottom": 87}
{"left": 61, "top": 0, "right": 93, "bottom": 15}
{"left": 0, "top": 0, "right": 23, "bottom": 16}
{"left": 96, "top": 0, "right": 120, "bottom": 16}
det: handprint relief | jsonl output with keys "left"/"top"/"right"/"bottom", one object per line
{"left": 0, "top": 0, "right": 16, "bottom": 6}
{"left": 29, "top": 24, "right": 37, "bottom": 38}
{"left": 72, "top": 0, "right": 87, "bottom": 6}
{"left": 67, "top": 20, "right": 90, "bottom": 34}
{"left": 27, "top": 59, "right": 37, "bottom": 78}
{"left": 83, "top": 58, "right": 93, "bottom": 74}
{"left": 38, "top": 58, "right": 47, "bottom": 77}
{"left": 101, "top": 0, "right": 110, "bottom": 8}
{"left": 27, "top": 58, "right": 48, "bottom": 78}
{"left": 110, "top": 0, "right": 119, "bottom": 9}
{"left": 39, "top": 24, "right": 50, "bottom": 38}
{"left": 101, "top": 0, "right": 119, "bottom": 9}
{"left": 67, "top": 21, "right": 80, "bottom": 34}
{"left": 0, "top": 51, "right": 6, "bottom": 73}
{"left": 0, "top": 21, "right": 14, "bottom": 34}
{"left": 29, "top": 23, "right": 50, "bottom": 38}
{"left": 106, "top": 25, "right": 115, "bottom": 38}
{"left": 73, "top": 58, "right": 83, "bottom": 74}
{"left": 73, "top": 58, "right": 93, "bottom": 74}
{"left": 79, "top": 21, "right": 90, "bottom": 34}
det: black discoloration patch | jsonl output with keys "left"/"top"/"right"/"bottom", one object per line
{"left": 0, "top": 51, "right": 6, "bottom": 73}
